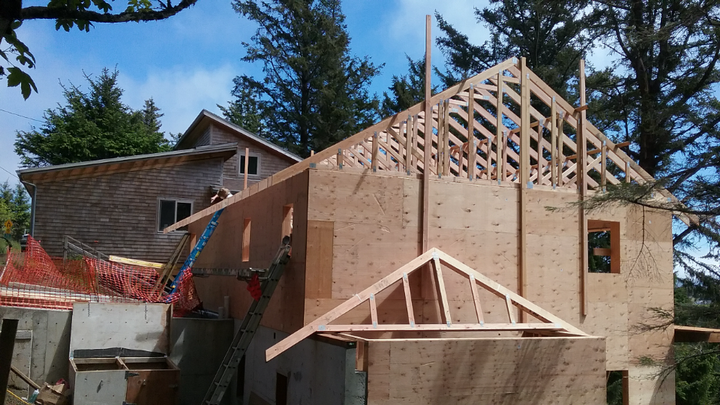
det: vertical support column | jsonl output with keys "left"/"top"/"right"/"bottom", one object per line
{"left": 337, "top": 148, "right": 343, "bottom": 170}
{"left": 519, "top": 57, "right": 530, "bottom": 311}
{"left": 496, "top": 73, "right": 504, "bottom": 182}
{"left": 243, "top": 147, "right": 250, "bottom": 190}
{"left": 371, "top": 132, "right": 379, "bottom": 172}
{"left": 468, "top": 85, "right": 476, "bottom": 180}
{"left": 536, "top": 124, "right": 543, "bottom": 184}
{"left": 557, "top": 113, "right": 565, "bottom": 185}
{"left": 422, "top": 14, "right": 432, "bottom": 253}
{"left": 551, "top": 98, "right": 558, "bottom": 189}
{"left": 436, "top": 100, "right": 443, "bottom": 176}
{"left": 578, "top": 59, "right": 589, "bottom": 316}
{"left": 601, "top": 141, "right": 607, "bottom": 192}
{"left": 443, "top": 99, "right": 450, "bottom": 176}
{"left": 405, "top": 116, "right": 413, "bottom": 173}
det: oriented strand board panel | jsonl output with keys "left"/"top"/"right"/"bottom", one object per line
{"left": 366, "top": 337, "right": 606, "bottom": 405}
{"left": 70, "top": 303, "right": 171, "bottom": 356}
{"left": 305, "top": 220, "right": 334, "bottom": 299}
{"left": 192, "top": 169, "right": 309, "bottom": 333}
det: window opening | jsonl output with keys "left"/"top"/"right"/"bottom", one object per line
{"left": 275, "top": 372, "right": 288, "bottom": 405}
{"left": 588, "top": 220, "right": 620, "bottom": 273}
{"left": 606, "top": 370, "right": 628, "bottom": 405}
{"left": 239, "top": 155, "right": 259, "bottom": 175}
{"left": 282, "top": 204, "right": 294, "bottom": 241}
{"left": 158, "top": 199, "right": 193, "bottom": 232}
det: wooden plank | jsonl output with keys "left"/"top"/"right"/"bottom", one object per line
{"left": 505, "top": 294, "right": 516, "bottom": 324}
{"left": 369, "top": 294, "right": 378, "bottom": 327}
{"left": 601, "top": 141, "right": 607, "bottom": 191}
{"left": 243, "top": 147, "right": 250, "bottom": 190}
{"left": 405, "top": 117, "right": 412, "bottom": 172}
{"left": 579, "top": 59, "right": 588, "bottom": 316}
{"left": 109, "top": 255, "right": 164, "bottom": 269}
{"left": 317, "top": 323, "right": 562, "bottom": 332}
{"left": 519, "top": 57, "right": 529, "bottom": 312}
{"left": 443, "top": 99, "right": 450, "bottom": 176}
{"left": 468, "top": 85, "right": 476, "bottom": 180}
{"left": 495, "top": 74, "right": 504, "bottom": 181}
{"left": 305, "top": 220, "right": 334, "bottom": 299}
{"left": 422, "top": 15, "right": 432, "bottom": 252}
{"left": 372, "top": 132, "right": 379, "bottom": 171}
{"left": 402, "top": 273, "right": 416, "bottom": 326}
{"left": 551, "top": 98, "right": 558, "bottom": 188}
{"left": 337, "top": 148, "right": 343, "bottom": 169}
{"left": 468, "top": 274, "right": 484, "bottom": 324}
{"left": 432, "top": 256, "right": 453, "bottom": 325}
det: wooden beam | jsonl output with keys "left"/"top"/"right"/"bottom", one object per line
{"left": 422, "top": 14, "right": 432, "bottom": 253}
{"left": 519, "top": 57, "right": 529, "bottom": 314}
{"left": 405, "top": 117, "right": 412, "bottom": 173}
{"left": 468, "top": 85, "right": 476, "bottom": 180}
{"left": 312, "top": 323, "right": 563, "bottom": 332}
{"left": 505, "top": 294, "right": 516, "bottom": 324}
{"left": 601, "top": 141, "right": 607, "bottom": 191}
{"left": 369, "top": 294, "right": 378, "bottom": 328}
{"left": 579, "top": 59, "right": 589, "bottom": 316}
{"left": 433, "top": 255, "right": 453, "bottom": 325}
{"left": 496, "top": 74, "right": 504, "bottom": 182}
{"left": 402, "top": 273, "right": 416, "bottom": 326}
{"left": 469, "top": 275, "right": 485, "bottom": 324}
{"left": 243, "top": 147, "right": 250, "bottom": 190}
{"left": 371, "top": 132, "right": 379, "bottom": 171}
{"left": 109, "top": 255, "right": 163, "bottom": 269}
{"left": 551, "top": 98, "right": 558, "bottom": 188}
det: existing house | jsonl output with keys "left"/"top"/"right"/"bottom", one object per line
{"left": 169, "top": 58, "right": 677, "bottom": 404}
{"left": 18, "top": 111, "right": 301, "bottom": 262}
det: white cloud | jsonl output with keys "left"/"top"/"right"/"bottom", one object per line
{"left": 118, "top": 64, "right": 239, "bottom": 136}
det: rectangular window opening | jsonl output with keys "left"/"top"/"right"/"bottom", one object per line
{"left": 275, "top": 372, "right": 288, "bottom": 405}
{"left": 588, "top": 220, "right": 620, "bottom": 273}
{"left": 239, "top": 155, "right": 259, "bottom": 176}
{"left": 282, "top": 204, "right": 294, "bottom": 241}
{"left": 242, "top": 218, "right": 251, "bottom": 262}
{"left": 158, "top": 199, "right": 193, "bottom": 232}
{"left": 606, "top": 370, "right": 629, "bottom": 405}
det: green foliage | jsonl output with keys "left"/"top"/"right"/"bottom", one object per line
{"left": 675, "top": 344, "right": 720, "bottom": 405}
{"left": 0, "top": 182, "right": 30, "bottom": 241}
{"left": 14, "top": 68, "right": 172, "bottom": 167}
{"left": 606, "top": 371, "right": 624, "bottom": 405}
{"left": 231, "top": 0, "right": 381, "bottom": 157}
{"left": 0, "top": 0, "right": 196, "bottom": 98}
{"left": 218, "top": 81, "right": 263, "bottom": 134}
{"left": 435, "top": 0, "right": 600, "bottom": 97}
{"left": 380, "top": 55, "right": 437, "bottom": 117}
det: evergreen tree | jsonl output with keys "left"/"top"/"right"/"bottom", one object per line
{"left": 232, "top": 0, "right": 381, "bottom": 157}
{"left": 14, "top": 68, "right": 172, "bottom": 167}
{"left": 380, "top": 55, "right": 437, "bottom": 117}
{"left": 435, "top": 0, "right": 601, "bottom": 96}
{"left": 218, "top": 80, "right": 264, "bottom": 134}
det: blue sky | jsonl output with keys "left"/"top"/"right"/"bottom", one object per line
{"left": 1, "top": 0, "right": 617, "bottom": 185}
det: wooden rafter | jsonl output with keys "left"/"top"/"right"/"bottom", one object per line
{"left": 265, "top": 248, "right": 588, "bottom": 361}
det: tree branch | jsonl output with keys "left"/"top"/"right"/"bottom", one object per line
{"left": 20, "top": 0, "right": 198, "bottom": 23}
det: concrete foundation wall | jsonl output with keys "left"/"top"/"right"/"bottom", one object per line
{"left": 170, "top": 318, "right": 236, "bottom": 405}
{"left": 0, "top": 306, "right": 71, "bottom": 396}
{"left": 244, "top": 326, "right": 366, "bottom": 405}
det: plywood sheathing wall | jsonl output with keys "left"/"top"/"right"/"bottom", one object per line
{"left": 191, "top": 170, "right": 310, "bottom": 334}
{"left": 366, "top": 337, "right": 606, "bottom": 405}
{"left": 304, "top": 167, "right": 675, "bottom": 402}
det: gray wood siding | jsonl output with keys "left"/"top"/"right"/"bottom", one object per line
{"left": 195, "top": 128, "right": 212, "bottom": 147}
{"left": 209, "top": 125, "right": 296, "bottom": 191}
{"left": 33, "top": 159, "right": 224, "bottom": 262}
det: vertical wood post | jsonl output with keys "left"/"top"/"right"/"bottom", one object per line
{"left": 436, "top": 100, "right": 443, "bottom": 176}
{"left": 371, "top": 132, "right": 379, "bottom": 172}
{"left": 536, "top": 124, "right": 543, "bottom": 184}
{"left": 468, "top": 85, "right": 476, "bottom": 180}
{"left": 551, "top": 98, "right": 558, "bottom": 188}
{"left": 243, "top": 147, "right": 250, "bottom": 190}
{"left": 519, "top": 57, "right": 530, "bottom": 312}
{"left": 558, "top": 113, "right": 565, "bottom": 185}
{"left": 405, "top": 116, "right": 413, "bottom": 173}
{"left": 443, "top": 99, "right": 450, "bottom": 176}
{"left": 496, "top": 74, "right": 504, "bottom": 182}
{"left": 601, "top": 141, "right": 607, "bottom": 191}
{"left": 578, "top": 59, "right": 589, "bottom": 316}
{"left": 422, "top": 15, "right": 432, "bottom": 253}
{"left": 337, "top": 148, "right": 343, "bottom": 170}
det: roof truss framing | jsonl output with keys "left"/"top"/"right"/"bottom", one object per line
{"left": 265, "top": 248, "right": 588, "bottom": 361}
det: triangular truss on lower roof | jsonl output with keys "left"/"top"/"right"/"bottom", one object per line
{"left": 266, "top": 248, "right": 588, "bottom": 361}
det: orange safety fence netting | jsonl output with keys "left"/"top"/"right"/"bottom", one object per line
{"left": 0, "top": 236, "right": 200, "bottom": 315}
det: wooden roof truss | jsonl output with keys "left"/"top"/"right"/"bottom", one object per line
{"left": 265, "top": 248, "right": 588, "bottom": 361}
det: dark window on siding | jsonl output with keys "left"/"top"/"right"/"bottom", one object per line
{"left": 239, "top": 155, "right": 259, "bottom": 175}
{"left": 158, "top": 200, "right": 193, "bottom": 232}
{"left": 276, "top": 373, "right": 288, "bottom": 405}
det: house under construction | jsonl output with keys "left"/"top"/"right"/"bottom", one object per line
{"left": 166, "top": 56, "right": 678, "bottom": 404}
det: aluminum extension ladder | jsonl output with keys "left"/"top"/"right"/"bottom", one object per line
{"left": 168, "top": 208, "right": 225, "bottom": 295}
{"left": 201, "top": 237, "right": 292, "bottom": 405}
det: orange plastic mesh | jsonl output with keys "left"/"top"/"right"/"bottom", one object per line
{"left": 0, "top": 236, "right": 200, "bottom": 315}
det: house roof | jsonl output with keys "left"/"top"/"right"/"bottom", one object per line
{"left": 18, "top": 143, "right": 238, "bottom": 183}
{"left": 175, "top": 109, "right": 303, "bottom": 163}
{"left": 165, "top": 57, "right": 690, "bottom": 233}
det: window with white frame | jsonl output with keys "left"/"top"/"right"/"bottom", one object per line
{"left": 239, "top": 154, "right": 260, "bottom": 176}
{"left": 158, "top": 199, "right": 193, "bottom": 232}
